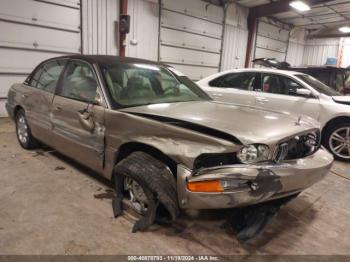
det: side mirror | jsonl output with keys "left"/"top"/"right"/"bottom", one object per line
{"left": 296, "top": 88, "right": 312, "bottom": 97}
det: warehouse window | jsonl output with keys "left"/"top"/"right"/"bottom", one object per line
{"left": 60, "top": 61, "right": 98, "bottom": 103}
{"left": 209, "top": 73, "right": 258, "bottom": 91}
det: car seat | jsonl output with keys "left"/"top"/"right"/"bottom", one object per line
{"left": 120, "top": 76, "right": 156, "bottom": 100}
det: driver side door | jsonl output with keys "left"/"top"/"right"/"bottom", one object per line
{"left": 255, "top": 73, "right": 321, "bottom": 121}
{"left": 51, "top": 60, "right": 106, "bottom": 172}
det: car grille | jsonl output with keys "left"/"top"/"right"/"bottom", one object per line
{"left": 273, "top": 131, "right": 321, "bottom": 163}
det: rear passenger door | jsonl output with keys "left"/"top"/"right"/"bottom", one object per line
{"left": 255, "top": 73, "right": 320, "bottom": 121}
{"left": 22, "top": 59, "right": 67, "bottom": 145}
{"left": 201, "top": 72, "right": 259, "bottom": 106}
{"left": 51, "top": 60, "right": 105, "bottom": 172}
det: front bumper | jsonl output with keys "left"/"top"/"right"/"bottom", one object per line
{"left": 177, "top": 148, "right": 333, "bottom": 209}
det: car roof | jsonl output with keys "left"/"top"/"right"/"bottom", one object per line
{"left": 290, "top": 66, "right": 346, "bottom": 71}
{"left": 46, "top": 55, "right": 169, "bottom": 67}
{"left": 210, "top": 68, "right": 303, "bottom": 77}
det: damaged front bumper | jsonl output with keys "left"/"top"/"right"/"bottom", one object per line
{"left": 177, "top": 148, "right": 333, "bottom": 209}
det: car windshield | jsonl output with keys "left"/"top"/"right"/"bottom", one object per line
{"left": 296, "top": 74, "right": 341, "bottom": 96}
{"left": 100, "top": 63, "right": 210, "bottom": 108}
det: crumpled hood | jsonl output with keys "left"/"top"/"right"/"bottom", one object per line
{"left": 121, "top": 101, "right": 318, "bottom": 145}
{"left": 332, "top": 96, "right": 350, "bottom": 105}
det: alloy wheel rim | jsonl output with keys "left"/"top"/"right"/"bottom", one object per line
{"left": 329, "top": 127, "right": 350, "bottom": 159}
{"left": 124, "top": 177, "right": 148, "bottom": 215}
{"left": 17, "top": 115, "right": 29, "bottom": 144}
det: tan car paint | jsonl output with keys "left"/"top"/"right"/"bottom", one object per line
{"left": 6, "top": 56, "right": 333, "bottom": 210}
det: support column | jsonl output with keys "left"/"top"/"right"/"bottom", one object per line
{"left": 119, "top": 0, "right": 128, "bottom": 57}
{"left": 244, "top": 18, "right": 257, "bottom": 68}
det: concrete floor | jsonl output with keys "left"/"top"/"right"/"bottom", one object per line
{"left": 1, "top": 118, "right": 350, "bottom": 255}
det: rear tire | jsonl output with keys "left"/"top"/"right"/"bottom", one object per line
{"left": 323, "top": 122, "right": 350, "bottom": 162}
{"left": 15, "top": 109, "right": 38, "bottom": 150}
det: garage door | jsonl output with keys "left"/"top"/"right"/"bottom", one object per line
{"left": 254, "top": 20, "right": 290, "bottom": 63}
{"left": 159, "top": 0, "right": 223, "bottom": 81}
{"left": 0, "top": 0, "right": 81, "bottom": 116}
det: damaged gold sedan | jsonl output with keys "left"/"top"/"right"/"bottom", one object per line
{"left": 6, "top": 56, "right": 333, "bottom": 240}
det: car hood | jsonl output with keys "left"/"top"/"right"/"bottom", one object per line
{"left": 332, "top": 96, "right": 350, "bottom": 105}
{"left": 120, "top": 101, "right": 317, "bottom": 145}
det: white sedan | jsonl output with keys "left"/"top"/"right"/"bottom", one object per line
{"left": 197, "top": 68, "right": 350, "bottom": 161}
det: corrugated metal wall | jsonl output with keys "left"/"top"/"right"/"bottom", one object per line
{"left": 285, "top": 28, "right": 306, "bottom": 66}
{"left": 81, "top": 0, "right": 119, "bottom": 55}
{"left": 126, "top": 0, "right": 159, "bottom": 61}
{"left": 221, "top": 3, "right": 248, "bottom": 70}
{"left": 0, "top": 0, "right": 81, "bottom": 117}
{"left": 159, "top": 0, "right": 224, "bottom": 80}
{"left": 254, "top": 19, "right": 290, "bottom": 62}
{"left": 302, "top": 38, "right": 339, "bottom": 66}
{"left": 286, "top": 41, "right": 304, "bottom": 66}
{"left": 341, "top": 38, "right": 350, "bottom": 68}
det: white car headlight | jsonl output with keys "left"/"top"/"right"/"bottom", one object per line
{"left": 237, "top": 144, "right": 270, "bottom": 164}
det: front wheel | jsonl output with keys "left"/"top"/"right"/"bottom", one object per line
{"left": 323, "top": 123, "right": 350, "bottom": 162}
{"left": 112, "top": 152, "right": 179, "bottom": 232}
{"left": 15, "top": 109, "right": 38, "bottom": 149}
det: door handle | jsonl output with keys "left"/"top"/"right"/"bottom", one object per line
{"left": 256, "top": 97, "right": 269, "bottom": 103}
{"left": 22, "top": 94, "right": 28, "bottom": 99}
{"left": 55, "top": 106, "right": 62, "bottom": 111}
{"left": 78, "top": 111, "right": 95, "bottom": 132}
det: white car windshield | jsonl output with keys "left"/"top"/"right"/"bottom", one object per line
{"left": 296, "top": 74, "right": 341, "bottom": 96}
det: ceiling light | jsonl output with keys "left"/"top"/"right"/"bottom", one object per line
{"left": 339, "top": 26, "right": 350, "bottom": 33}
{"left": 289, "top": 1, "right": 311, "bottom": 12}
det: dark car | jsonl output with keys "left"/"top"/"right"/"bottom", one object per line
{"left": 253, "top": 58, "right": 350, "bottom": 95}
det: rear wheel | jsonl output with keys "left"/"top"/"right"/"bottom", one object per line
{"left": 323, "top": 123, "right": 350, "bottom": 162}
{"left": 15, "top": 109, "right": 38, "bottom": 149}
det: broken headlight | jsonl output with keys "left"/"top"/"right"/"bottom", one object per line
{"left": 237, "top": 144, "right": 270, "bottom": 164}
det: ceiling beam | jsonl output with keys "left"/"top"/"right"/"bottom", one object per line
{"left": 309, "top": 33, "right": 350, "bottom": 38}
{"left": 248, "top": 0, "right": 335, "bottom": 20}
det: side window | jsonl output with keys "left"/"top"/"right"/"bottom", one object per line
{"left": 29, "top": 67, "right": 44, "bottom": 87}
{"left": 261, "top": 74, "right": 283, "bottom": 94}
{"left": 261, "top": 74, "right": 306, "bottom": 96}
{"left": 60, "top": 61, "right": 98, "bottom": 102}
{"left": 209, "top": 73, "right": 258, "bottom": 91}
{"left": 30, "top": 60, "right": 66, "bottom": 93}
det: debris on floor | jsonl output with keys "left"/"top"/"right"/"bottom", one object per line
{"left": 93, "top": 189, "right": 115, "bottom": 199}
{"left": 32, "top": 150, "right": 56, "bottom": 157}
{"left": 33, "top": 151, "right": 46, "bottom": 157}
{"left": 54, "top": 166, "right": 66, "bottom": 171}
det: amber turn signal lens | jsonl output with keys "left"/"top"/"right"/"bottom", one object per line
{"left": 187, "top": 180, "right": 224, "bottom": 192}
